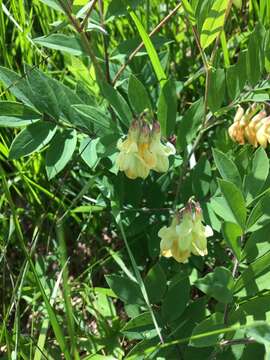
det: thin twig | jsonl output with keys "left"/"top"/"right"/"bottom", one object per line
{"left": 80, "top": 0, "right": 98, "bottom": 31}
{"left": 220, "top": 337, "right": 256, "bottom": 347}
{"left": 223, "top": 233, "right": 243, "bottom": 325}
{"left": 118, "top": 217, "right": 164, "bottom": 344}
{"left": 223, "top": 259, "right": 238, "bottom": 325}
{"left": 112, "top": 2, "right": 182, "bottom": 85}
{"left": 98, "top": 0, "right": 110, "bottom": 83}
{"left": 58, "top": 0, "right": 104, "bottom": 81}
{"left": 174, "top": 1, "right": 234, "bottom": 207}
{"left": 210, "top": 0, "right": 234, "bottom": 66}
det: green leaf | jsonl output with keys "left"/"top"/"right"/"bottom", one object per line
{"left": 9, "top": 122, "right": 57, "bottom": 159}
{"left": 129, "top": 10, "right": 167, "bottom": 85}
{"left": 194, "top": 267, "right": 234, "bottom": 303}
{"left": 106, "top": 0, "right": 143, "bottom": 18}
{"left": 232, "top": 0, "right": 242, "bottom": 8}
{"left": 208, "top": 68, "right": 225, "bottom": 113}
{"left": 126, "top": 320, "right": 269, "bottom": 360}
{"left": 182, "top": 0, "right": 196, "bottom": 25}
{"left": 34, "top": 34, "right": 85, "bottom": 56}
{"left": 144, "top": 263, "right": 167, "bottom": 304}
{"left": 0, "top": 101, "right": 40, "bottom": 127}
{"left": 221, "top": 222, "right": 242, "bottom": 260}
{"left": 246, "top": 191, "right": 270, "bottom": 231}
{"left": 200, "top": 0, "right": 227, "bottom": 50}
{"left": 244, "top": 147, "right": 269, "bottom": 204}
{"left": 128, "top": 75, "right": 152, "bottom": 115}
{"left": 177, "top": 98, "right": 204, "bottom": 151}
{"left": 212, "top": 148, "right": 242, "bottom": 188}
{"left": 72, "top": 104, "right": 115, "bottom": 134}
{"left": 39, "top": 0, "right": 64, "bottom": 12}
{"left": 246, "top": 24, "right": 266, "bottom": 86}
{"left": 195, "top": 0, "right": 214, "bottom": 33}
{"left": 246, "top": 323, "right": 270, "bottom": 357}
{"left": 192, "top": 155, "right": 212, "bottom": 199}
{"left": 236, "top": 294, "right": 270, "bottom": 322}
{"left": 234, "top": 250, "right": 270, "bottom": 295}
{"left": 218, "top": 179, "right": 247, "bottom": 230}
{"left": 190, "top": 312, "right": 224, "bottom": 347}
{"left": 157, "top": 78, "right": 177, "bottom": 136}
{"left": 24, "top": 65, "right": 60, "bottom": 119}
{"left": 122, "top": 312, "right": 157, "bottom": 340}
{"left": 48, "top": 78, "right": 91, "bottom": 131}
{"left": 226, "top": 51, "right": 247, "bottom": 101}
{"left": 80, "top": 137, "right": 99, "bottom": 169}
{"left": 99, "top": 81, "right": 132, "bottom": 127}
{"left": 0, "top": 66, "right": 36, "bottom": 106}
{"left": 242, "top": 224, "right": 270, "bottom": 263}
{"left": 45, "top": 129, "right": 77, "bottom": 180}
{"left": 161, "top": 277, "right": 190, "bottom": 323}
{"left": 105, "top": 274, "right": 144, "bottom": 305}
{"left": 210, "top": 196, "right": 239, "bottom": 224}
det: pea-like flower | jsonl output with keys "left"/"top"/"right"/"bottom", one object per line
{"left": 150, "top": 122, "right": 176, "bottom": 173}
{"left": 116, "top": 121, "right": 155, "bottom": 179}
{"left": 158, "top": 203, "right": 213, "bottom": 263}
{"left": 228, "top": 104, "right": 270, "bottom": 148}
{"left": 116, "top": 120, "right": 175, "bottom": 179}
{"left": 255, "top": 116, "right": 270, "bottom": 148}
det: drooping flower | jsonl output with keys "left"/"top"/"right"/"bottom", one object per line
{"left": 158, "top": 202, "right": 213, "bottom": 263}
{"left": 228, "top": 104, "right": 270, "bottom": 148}
{"left": 116, "top": 120, "right": 175, "bottom": 179}
{"left": 244, "top": 110, "right": 267, "bottom": 147}
{"left": 149, "top": 121, "right": 176, "bottom": 173}
{"left": 255, "top": 116, "right": 270, "bottom": 148}
{"left": 116, "top": 120, "right": 153, "bottom": 179}
{"left": 228, "top": 105, "right": 245, "bottom": 144}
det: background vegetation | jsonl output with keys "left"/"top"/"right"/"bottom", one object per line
{"left": 1, "top": 0, "right": 270, "bottom": 359}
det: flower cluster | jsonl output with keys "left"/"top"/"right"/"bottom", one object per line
{"left": 116, "top": 120, "right": 175, "bottom": 179}
{"left": 158, "top": 202, "right": 213, "bottom": 263}
{"left": 228, "top": 104, "right": 270, "bottom": 147}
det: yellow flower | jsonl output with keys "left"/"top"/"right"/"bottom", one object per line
{"left": 228, "top": 104, "right": 270, "bottom": 148}
{"left": 228, "top": 106, "right": 245, "bottom": 144}
{"left": 116, "top": 121, "right": 150, "bottom": 179}
{"left": 190, "top": 210, "right": 211, "bottom": 257}
{"left": 256, "top": 116, "right": 270, "bottom": 148}
{"left": 244, "top": 110, "right": 267, "bottom": 147}
{"left": 116, "top": 120, "right": 175, "bottom": 179}
{"left": 150, "top": 122, "right": 176, "bottom": 173}
{"left": 158, "top": 204, "right": 213, "bottom": 263}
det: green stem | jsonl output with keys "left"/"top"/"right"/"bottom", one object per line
{"left": 117, "top": 215, "right": 164, "bottom": 344}
{"left": 0, "top": 165, "right": 71, "bottom": 360}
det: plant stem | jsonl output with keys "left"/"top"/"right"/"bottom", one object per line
{"left": 57, "top": 0, "right": 104, "bottom": 81}
{"left": 98, "top": 0, "right": 110, "bottom": 83}
{"left": 223, "top": 256, "right": 239, "bottom": 325}
{"left": 117, "top": 216, "right": 164, "bottom": 344}
{"left": 80, "top": 0, "right": 98, "bottom": 31}
{"left": 220, "top": 337, "right": 256, "bottom": 346}
{"left": 112, "top": 2, "right": 182, "bottom": 85}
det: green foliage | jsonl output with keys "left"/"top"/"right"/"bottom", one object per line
{"left": 1, "top": 0, "right": 270, "bottom": 359}
{"left": 195, "top": 266, "right": 234, "bottom": 303}
{"left": 200, "top": 0, "right": 227, "bottom": 49}
{"left": 157, "top": 78, "right": 177, "bottom": 136}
